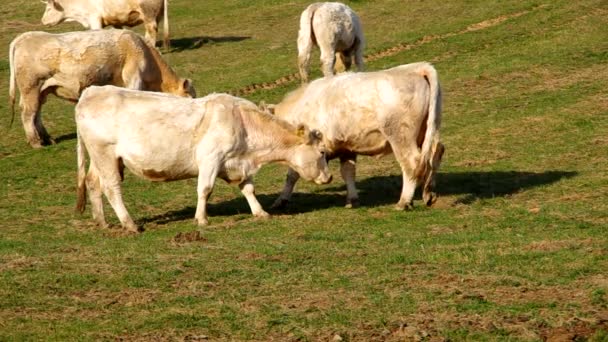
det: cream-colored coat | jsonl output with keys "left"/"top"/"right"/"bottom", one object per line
{"left": 297, "top": 2, "right": 365, "bottom": 83}
{"left": 41, "top": 0, "right": 170, "bottom": 48}
{"left": 271, "top": 62, "right": 444, "bottom": 210}
{"left": 8, "top": 29, "right": 195, "bottom": 148}
{"left": 75, "top": 86, "right": 332, "bottom": 232}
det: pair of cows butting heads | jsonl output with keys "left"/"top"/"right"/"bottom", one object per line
{"left": 9, "top": 1, "right": 444, "bottom": 231}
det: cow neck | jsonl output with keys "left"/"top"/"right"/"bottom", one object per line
{"left": 241, "top": 108, "right": 303, "bottom": 165}
{"left": 149, "top": 46, "right": 181, "bottom": 92}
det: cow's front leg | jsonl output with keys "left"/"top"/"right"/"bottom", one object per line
{"left": 143, "top": 20, "right": 158, "bottom": 48}
{"left": 271, "top": 168, "right": 300, "bottom": 209}
{"left": 339, "top": 154, "right": 359, "bottom": 208}
{"left": 239, "top": 177, "right": 269, "bottom": 218}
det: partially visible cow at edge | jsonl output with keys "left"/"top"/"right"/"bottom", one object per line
{"left": 75, "top": 86, "right": 332, "bottom": 232}
{"left": 8, "top": 29, "right": 195, "bottom": 148}
{"left": 269, "top": 62, "right": 445, "bottom": 210}
{"left": 297, "top": 2, "right": 365, "bottom": 83}
{"left": 41, "top": 0, "right": 170, "bottom": 49}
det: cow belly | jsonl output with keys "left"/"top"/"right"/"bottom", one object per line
{"left": 331, "top": 130, "right": 392, "bottom": 156}
{"left": 118, "top": 145, "right": 198, "bottom": 182}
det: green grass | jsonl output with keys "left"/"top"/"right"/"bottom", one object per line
{"left": 1, "top": 0, "right": 607, "bottom": 340}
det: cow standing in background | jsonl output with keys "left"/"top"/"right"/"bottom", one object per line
{"left": 297, "top": 2, "right": 365, "bottom": 83}
{"left": 8, "top": 29, "right": 195, "bottom": 148}
{"left": 40, "top": 0, "right": 170, "bottom": 49}
{"left": 270, "top": 62, "right": 445, "bottom": 210}
{"left": 75, "top": 86, "right": 332, "bottom": 232}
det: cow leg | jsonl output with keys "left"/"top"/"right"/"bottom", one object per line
{"left": 338, "top": 51, "right": 353, "bottom": 72}
{"left": 92, "top": 149, "right": 139, "bottom": 232}
{"left": 85, "top": 163, "right": 108, "bottom": 228}
{"left": 340, "top": 154, "right": 359, "bottom": 208}
{"left": 353, "top": 37, "right": 365, "bottom": 72}
{"left": 387, "top": 139, "right": 419, "bottom": 210}
{"left": 19, "top": 90, "right": 52, "bottom": 148}
{"left": 239, "top": 177, "right": 270, "bottom": 218}
{"left": 271, "top": 168, "right": 300, "bottom": 209}
{"left": 194, "top": 164, "right": 219, "bottom": 226}
{"left": 143, "top": 19, "right": 158, "bottom": 48}
{"left": 320, "top": 48, "right": 336, "bottom": 77}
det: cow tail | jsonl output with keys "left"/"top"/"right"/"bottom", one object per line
{"left": 419, "top": 63, "right": 442, "bottom": 172}
{"left": 297, "top": 3, "right": 320, "bottom": 81}
{"left": 163, "top": 0, "right": 170, "bottom": 49}
{"left": 76, "top": 127, "right": 87, "bottom": 214}
{"left": 8, "top": 38, "right": 17, "bottom": 128}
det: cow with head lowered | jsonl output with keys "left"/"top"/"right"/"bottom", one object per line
{"left": 9, "top": 29, "right": 195, "bottom": 148}
{"left": 75, "top": 86, "right": 332, "bottom": 232}
{"left": 41, "top": 0, "right": 170, "bottom": 48}
{"left": 269, "top": 62, "right": 445, "bottom": 210}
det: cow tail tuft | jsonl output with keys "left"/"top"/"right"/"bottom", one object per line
{"left": 419, "top": 63, "right": 442, "bottom": 173}
{"left": 9, "top": 38, "right": 17, "bottom": 128}
{"left": 76, "top": 128, "right": 87, "bottom": 214}
{"left": 163, "top": 0, "right": 170, "bottom": 49}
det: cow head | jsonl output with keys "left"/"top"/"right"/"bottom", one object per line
{"left": 289, "top": 124, "right": 332, "bottom": 185}
{"left": 175, "top": 79, "right": 196, "bottom": 98}
{"left": 41, "top": 0, "right": 65, "bottom": 26}
{"left": 422, "top": 140, "right": 445, "bottom": 206}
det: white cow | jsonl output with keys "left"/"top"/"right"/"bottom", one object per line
{"left": 8, "top": 29, "right": 195, "bottom": 148}
{"left": 270, "top": 62, "right": 445, "bottom": 210}
{"left": 75, "top": 86, "right": 332, "bottom": 232}
{"left": 41, "top": 0, "right": 170, "bottom": 48}
{"left": 297, "top": 2, "right": 365, "bottom": 83}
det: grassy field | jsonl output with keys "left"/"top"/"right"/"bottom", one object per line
{"left": 1, "top": 0, "right": 607, "bottom": 340}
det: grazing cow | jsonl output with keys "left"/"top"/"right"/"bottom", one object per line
{"left": 75, "top": 86, "right": 332, "bottom": 232}
{"left": 41, "top": 0, "right": 170, "bottom": 48}
{"left": 297, "top": 2, "right": 365, "bottom": 83}
{"left": 270, "top": 62, "right": 445, "bottom": 210}
{"left": 8, "top": 29, "right": 195, "bottom": 148}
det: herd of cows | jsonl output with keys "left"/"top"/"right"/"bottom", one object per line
{"left": 8, "top": 1, "right": 445, "bottom": 232}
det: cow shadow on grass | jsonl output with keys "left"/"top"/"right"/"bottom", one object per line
{"left": 165, "top": 36, "right": 251, "bottom": 52}
{"left": 138, "top": 170, "right": 576, "bottom": 226}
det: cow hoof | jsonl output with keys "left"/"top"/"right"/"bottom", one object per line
{"left": 344, "top": 198, "right": 360, "bottom": 209}
{"left": 424, "top": 192, "right": 438, "bottom": 207}
{"left": 255, "top": 211, "right": 271, "bottom": 219}
{"left": 195, "top": 218, "right": 209, "bottom": 226}
{"left": 271, "top": 199, "right": 289, "bottom": 210}
{"left": 125, "top": 224, "right": 142, "bottom": 233}
{"left": 395, "top": 201, "right": 414, "bottom": 211}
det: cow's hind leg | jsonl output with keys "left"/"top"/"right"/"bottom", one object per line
{"left": 240, "top": 177, "right": 270, "bottom": 218}
{"left": 20, "top": 90, "right": 52, "bottom": 148}
{"left": 353, "top": 37, "right": 365, "bottom": 72}
{"left": 194, "top": 165, "right": 219, "bottom": 226}
{"left": 320, "top": 47, "right": 337, "bottom": 77}
{"left": 271, "top": 168, "right": 300, "bottom": 209}
{"left": 387, "top": 138, "right": 420, "bottom": 210}
{"left": 340, "top": 154, "right": 359, "bottom": 208}
{"left": 86, "top": 163, "right": 108, "bottom": 228}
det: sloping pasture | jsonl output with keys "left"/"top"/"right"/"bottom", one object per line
{"left": 0, "top": 0, "right": 606, "bottom": 340}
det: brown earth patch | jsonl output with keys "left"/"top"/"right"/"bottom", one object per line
{"left": 172, "top": 230, "right": 207, "bottom": 245}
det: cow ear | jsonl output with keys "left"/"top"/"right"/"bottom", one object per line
{"left": 182, "top": 79, "right": 195, "bottom": 97}
{"left": 49, "top": 0, "right": 63, "bottom": 10}
{"left": 296, "top": 124, "right": 309, "bottom": 139}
